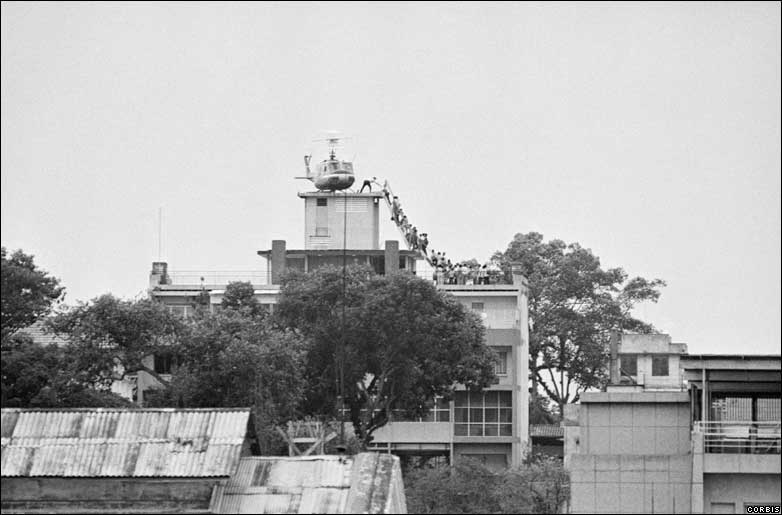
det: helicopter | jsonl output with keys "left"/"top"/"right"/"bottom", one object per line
{"left": 296, "top": 135, "right": 355, "bottom": 191}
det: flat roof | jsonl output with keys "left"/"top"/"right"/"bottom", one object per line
{"left": 680, "top": 354, "right": 781, "bottom": 372}
{"left": 297, "top": 191, "right": 385, "bottom": 198}
{"left": 257, "top": 249, "right": 420, "bottom": 257}
{"left": 683, "top": 354, "right": 781, "bottom": 360}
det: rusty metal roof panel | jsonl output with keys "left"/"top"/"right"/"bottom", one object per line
{"left": 212, "top": 457, "right": 355, "bottom": 514}
{"left": 0, "top": 410, "right": 17, "bottom": 438}
{"left": 0, "top": 445, "right": 33, "bottom": 476}
{"left": 242, "top": 494, "right": 298, "bottom": 514}
{"left": 102, "top": 442, "right": 140, "bottom": 476}
{"left": 264, "top": 458, "right": 353, "bottom": 488}
{"left": 529, "top": 424, "right": 564, "bottom": 438}
{"left": 211, "top": 454, "right": 407, "bottom": 514}
{"left": 298, "top": 487, "right": 349, "bottom": 514}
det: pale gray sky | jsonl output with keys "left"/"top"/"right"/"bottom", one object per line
{"left": 2, "top": 2, "right": 780, "bottom": 354}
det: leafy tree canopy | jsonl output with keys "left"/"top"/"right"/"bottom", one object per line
{"left": 1, "top": 247, "right": 65, "bottom": 339}
{"left": 221, "top": 281, "right": 265, "bottom": 318}
{"left": 145, "top": 309, "right": 306, "bottom": 454}
{"left": 1, "top": 332, "right": 134, "bottom": 409}
{"left": 493, "top": 232, "right": 665, "bottom": 413}
{"left": 275, "top": 265, "right": 497, "bottom": 445}
{"left": 47, "top": 294, "right": 185, "bottom": 389}
{"left": 404, "top": 455, "right": 569, "bottom": 514}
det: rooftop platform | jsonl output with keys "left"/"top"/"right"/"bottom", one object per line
{"left": 296, "top": 190, "right": 386, "bottom": 198}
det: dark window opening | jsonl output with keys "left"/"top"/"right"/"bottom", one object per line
{"left": 154, "top": 354, "right": 176, "bottom": 374}
{"left": 369, "top": 255, "right": 385, "bottom": 275}
{"left": 652, "top": 356, "right": 669, "bottom": 376}
{"left": 620, "top": 354, "right": 637, "bottom": 377}
{"left": 316, "top": 198, "right": 328, "bottom": 206}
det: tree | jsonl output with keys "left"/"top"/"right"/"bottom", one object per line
{"left": 221, "top": 281, "right": 265, "bottom": 318}
{"left": 494, "top": 232, "right": 665, "bottom": 414}
{"left": 1, "top": 247, "right": 65, "bottom": 339}
{"left": 145, "top": 309, "right": 306, "bottom": 454}
{"left": 1, "top": 332, "right": 134, "bottom": 408}
{"left": 275, "top": 265, "right": 497, "bottom": 446}
{"left": 47, "top": 295, "right": 185, "bottom": 389}
{"left": 529, "top": 391, "right": 559, "bottom": 425}
{"left": 404, "top": 455, "right": 569, "bottom": 514}
{"left": 405, "top": 458, "right": 502, "bottom": 514}
{"left": 498, "top": 456, "right": 570, "bottom": 514}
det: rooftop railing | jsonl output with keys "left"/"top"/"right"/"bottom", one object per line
{"left": 167, "top": 271, "right": 271, "bottom": 286}
{"left": 694, "top": 421, "right": 781, "bottom": 454}
{"left": 413, "top": 269, "right": 512, "bottom": 285}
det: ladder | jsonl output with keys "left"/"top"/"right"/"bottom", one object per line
{"left": 380, "top": 181, "right": 432, "bottom": 266}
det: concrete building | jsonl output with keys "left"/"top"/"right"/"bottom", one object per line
{"left": 564, "top": 333, "right": 781, "bottom": 514}
{"left": 368, "top": 273, "right": 530, "bottom": 469}
{"left": 146, "top": 188, "right": 530, "bottom": 468}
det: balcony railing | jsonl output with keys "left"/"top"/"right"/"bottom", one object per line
{"left": 694, "top": 421, "right": 781, "bottom": 454}
{"left": 167, "top": 271, "right": 271, "bottom": 286}
{"left": 413, "top": 269, "right": 513, "bottom": 285}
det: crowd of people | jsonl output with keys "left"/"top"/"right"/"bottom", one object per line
{"left": 428, "top": 254, "right": 503, "bottom": 285}
{"left": 363, "top": 178, "right": 501, "bottom": 285}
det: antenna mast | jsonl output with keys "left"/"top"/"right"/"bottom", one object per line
{"left": 158, "top": 207, "right": 163, "bottom": 260}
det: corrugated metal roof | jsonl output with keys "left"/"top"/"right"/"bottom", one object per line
{"left": 529, "top": 424, "right": 564, "bottom": 438}
{"left": 211, "top": 454, "right": 405, "bottom": 514}
{"left": 212, "top": 456, "right": 354, "bottom": 514}
{"left": 0, "top": 408, "right": 250, "bottom": 478}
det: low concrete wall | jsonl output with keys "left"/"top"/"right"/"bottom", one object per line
{"left": 372, "top": 422, "right": 450, "bottom": 444}
{"left": 568, "top": 454, "right": 691, "bottom": 514}
{"left": 567, "top": 395, "right": 693, "bottom": 513}
{"left": 703, "top": 474, "right": 781, "bottom": 514}
{"left": 576, "top": 400, "right": 691, "bottom": 456}
{"left": 703, "top": 453, "right": 782, "bottom": 474}
{"left": 1, "top": 477, "right": 220, "bottom": 513}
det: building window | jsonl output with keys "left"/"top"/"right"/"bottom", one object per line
{"left": 393, "top": 397, "right": 450, "bottom": 422}
{"left": 422, "top": 397, "right": 451, "bottom": 422}
{"left": 651, "top": 356, "right": 669, "bottom": 376}
{"left": 316, "top": 198, "right": 328, "bottom": 206}
{"left": 494, "top": 350, "right": 508, "bottom": 376}
{"left": 471, "top": 302, "right": 484, "bottom": 311}
{"left": 454, "top": 391, "right": 512, "bottom": 437}
{"left": 620, "top": 354, "right": 637, "bottom": 377}
{"left": 154, "top": 354, "right": 175, "bottom": 374}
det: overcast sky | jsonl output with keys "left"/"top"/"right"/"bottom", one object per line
{"left": 2, "top": 2, "right": 779, "bottom": 354}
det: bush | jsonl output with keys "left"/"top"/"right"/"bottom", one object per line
{"left": 404, "top": 455, "right": 569, "bottom": 514}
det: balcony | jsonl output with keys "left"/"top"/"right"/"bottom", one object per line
{"left": 693, "top": 421, "right": 781, "bottom": 475}
{"left": 694, "top": 421, "right": 781, "bottom": 454}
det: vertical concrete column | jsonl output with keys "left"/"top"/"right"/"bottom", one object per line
{"left": 511, "top": 262, "right": 530, "bottom": 458}
{"left": 384, "top": 240, "right": 399, "bottom": 275}
{"left": 149, "top": 262, "right": 168, "bottom": 287}
{"left": 271, "top": 240, "right": 286, "bottom": 285}
{"left": 691, "top": 431, "right": 704, "bottom": 513}
{"left": 610, "top": 332, "right": 620, "bottom": 385}
{"left": 701, "top": 369, "right": 708, "bottom": 423}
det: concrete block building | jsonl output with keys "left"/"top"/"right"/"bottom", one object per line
{"left": 145, "top": 188, "right": 531, "bottom": 469}
{"left": 564, "top": 333, "right": 781, "bottom": 514}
